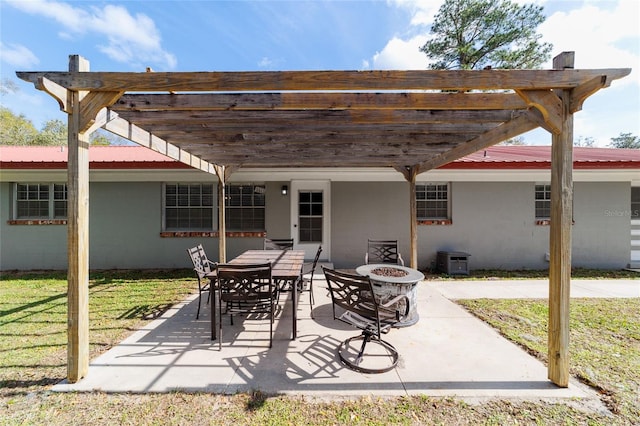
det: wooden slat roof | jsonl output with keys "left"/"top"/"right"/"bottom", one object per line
{"left": 17, "top": 62, "right": 631, "bottom": 177}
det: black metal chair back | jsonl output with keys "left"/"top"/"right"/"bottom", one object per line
{"left": 264, "top": 238, "right": 294, "bottom": 250}
{"left": 365, "top": 239, "right": 404, "bottom": 266}
{"left": 187, "top": 244, "right": 214, "bottom": 319}
{"left": 214, "top": 263, "right": 276, "bottom": 348}
{"left": 300, "top": 245, "right": 322, "bottom": 311}
{"left": 322, "top": 267, "right": 402, "bottom": 373}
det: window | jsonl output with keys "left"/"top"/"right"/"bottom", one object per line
{"left": 298, "top": 191, "right": 323, "bottom": 242}
{"left": 632, "top": 187, "right": 640, "bottom": 218}
{"left": 416, "top": 183, "right": 449, "bottom": 220}
{"left": 14, "top": 183, "right": 67, "bottom": 219}
{"left": 164, "top": 183, "right": 214, "bottom": 231}
{"left": 225, "top": 184, "right": 265, "bottom": 231}
{"left": 535, "top": 184, "right": 551, "bottom": 219}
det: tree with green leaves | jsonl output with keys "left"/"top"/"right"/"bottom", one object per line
{"left": 0, "top": 107, "right": 38, "bottom": 145}
{"left": 574, "top": 136, "right": 595, "bottom": 147}
{"left": 420, "top": 0, "right": 552, "bottom": 70}
{"left": 0, "top": 105, "right": 129, "bottom": 146}
{"left": 610, "top": 132, "right": 639, "bottom": 149}
{"left": 34, "top": 119, "right": 67, "bottom": 146}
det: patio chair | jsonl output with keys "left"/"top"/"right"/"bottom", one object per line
{"left": 264, "top": 238, "right": 294, "bottom": 289}
{"left": 187, "top": 244, "right": 216, "bottom": 319}
{"left": 322, "top": 267, "right": 409, "bottom": 374}
{"left": 213, "top": 262, "right": 277, "bottom": 348}
{"left": 279, "top": 245, "right": 323, "bottom": 316}
{"left": 264, "top": 238, "right": 294, "bottom": 250}
{"left": 365, "top": 239, "right": 404, "bottom": 266}
{"left": 299, "top": 245, "right": 323, "bottom": 312}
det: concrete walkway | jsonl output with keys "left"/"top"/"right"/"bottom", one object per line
{"left": 52, "top": 277, "right": 636, "bottom": 404}
{"left": 430, "top": 278, "right": 639, "bottom": 300}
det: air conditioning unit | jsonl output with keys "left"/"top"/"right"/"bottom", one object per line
{"left": 436, "top": 251, "right": 470, "bottom": 275}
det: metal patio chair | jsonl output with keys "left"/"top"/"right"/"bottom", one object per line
{"left": 322, "top": 267, "right": 409, "bottom": 374}
{"left": 186, "top": 244, "right": 215, "bottom": 319}
{"left": 278, "top": 245, "right": 323, "bottom": 316}
{"left": 264, "top": 238, "right": 294, "bottom": 250}
{"left": 365, "top": 239, "right": 404, "bottom": 266}
{"left": 213, "top": 262, "right": 277, "bottom": 349}
{"left": 264, "top": 238, "right": 295, "bottom": 290}
{"left": 299, "top": 245, "right": 323, "bottom": 312}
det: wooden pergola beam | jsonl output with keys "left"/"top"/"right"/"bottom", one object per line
{"left": 102, "top": 113, "right": 217, "bottom": 174}
{"left": 17, "top": 68, "right": 630, "bottom": 92}
{"left": 113, "top": 92, "right": 530, "bottom": 111}
{"left": 416, "top": 113, "right": 539, "bottom": 174}
{"left": 116, "top": 109, "right": 518, "bottom": 126}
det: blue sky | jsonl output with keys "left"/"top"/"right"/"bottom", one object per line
{"left": 1, "top": 0, "right": 638, "bottom": 147}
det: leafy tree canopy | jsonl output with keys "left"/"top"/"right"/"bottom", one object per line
{"left": 610, "top": 132, "right": 640, "bottom": 149}
{"left": 574, "top": 136, "right": 595, "bottom": 147}
{"left": 0, "top": 106, "right": 39, "bottom": 146}
{"left": 0, "top": 106, "right": 128, "bottom": 146}
{"left": 421, "top": 0, "right": 552, "bottom": 70}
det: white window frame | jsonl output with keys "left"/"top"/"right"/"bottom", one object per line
{"left": 534, "top": 183, "right": 552, "bottom": 219}
{"left": 416, "top": 182, "right": 450, "bottom": 220}
{"left": 13, "top": 183, "right": 67, "bottom": 219}
{"left": 163, "top": 183, "right": 215, "bottom": 231}
{"left": 224, "top": 184, "right": 266, "bottom": 231}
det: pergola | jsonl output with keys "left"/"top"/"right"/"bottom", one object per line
{"left": 17, "top": 53, "right": 630, "bottom": 387}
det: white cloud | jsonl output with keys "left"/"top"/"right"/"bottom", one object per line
{"left": 540, "top": 1, "right": 639, "bottom": 81}
{"left": 258, "top": 57, "right": 274, "bottom": 68}
{"left": 380, "top": 0, "right": 638, "bottom": 145}
{"left": 0, "top": 42, "right": 39, "bottom": 68}
{"left": 6, "top": 0, "right": 176, "bottom": 69}
{"left": 372, "top": 35, "right": 430, "bottom": 70}
{"left": 387, "top": 0, "right": 442, "bottom": 26}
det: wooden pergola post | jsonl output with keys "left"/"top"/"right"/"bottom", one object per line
{"left": 215, "top": 165, "right": 227, "bottom": 263}
{"left": 67, "top": 55, "right": 91, "bottom": 382}
{"left": 408, "top": 166, "right": 418, "bottom": 269}
{"left": 548, "top": 52, "right": 574, "bottom": 387}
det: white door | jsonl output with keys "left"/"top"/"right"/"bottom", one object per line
{"left": 290, "top": 180, "right": 330, "bottom": 260}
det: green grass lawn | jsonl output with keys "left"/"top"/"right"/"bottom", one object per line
{"left": 1, "top": 270, "right": 638, "bottom": 425}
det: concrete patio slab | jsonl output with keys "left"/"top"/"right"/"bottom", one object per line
{"left": 52, "top": 277, "right": 613, "bottom": 404}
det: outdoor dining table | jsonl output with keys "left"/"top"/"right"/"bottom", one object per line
{"left": 212, "top": 249, "right": 305, "bottom": 341}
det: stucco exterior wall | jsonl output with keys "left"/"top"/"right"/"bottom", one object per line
{"left": 416, "top": 181, "right": 630, "bottom": 270}
{"left": 0, "top": 179, "right": 632, "bottom": 271}
{"left": 0, "top": 181, "right": 287, "bottom": 270}
{"left": 331, "top": 181, "right": 410, "bottom": 269}
{"left": 0, "top": 182, "right": 68, "bottom": 270}
{"left": 417, "top": 182, "right": 549, "bottom": 270}
{"left": 572, "top": 182, "right": 630, "bottom": 269}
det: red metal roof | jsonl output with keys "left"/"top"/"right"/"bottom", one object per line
{"left": 1, "top": 145, "right": 639, "bottom": 170}
{"left": 0, "top": 146, "right": 190, "bottom": 169}
{"left": 439, "top": 145, "right": 640, "bottom": 169}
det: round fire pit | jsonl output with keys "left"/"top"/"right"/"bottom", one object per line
{"left": 355, "top": 264, "right": 424, "bottom": 327}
